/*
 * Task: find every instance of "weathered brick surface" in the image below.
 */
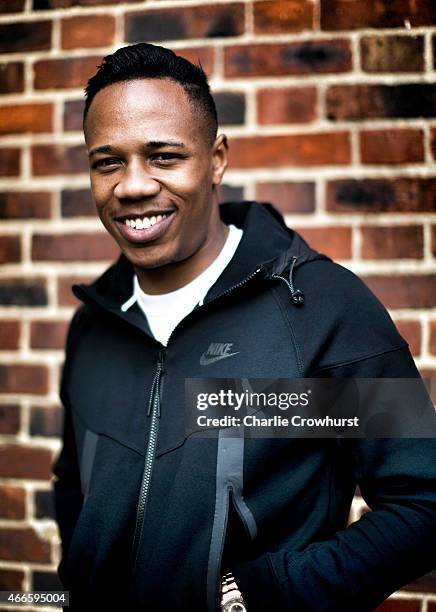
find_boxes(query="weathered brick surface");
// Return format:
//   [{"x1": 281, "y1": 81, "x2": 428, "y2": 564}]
[
  {"x1": 34, "y1": 56, "x2": 102, "y2": 90},
  {"x1": 0, "y1": 404, "x2": 20, "y2": 435},
  {"x1": 57, "y1": 275, "x2": 98, "y2": 307},
  {"x1": 0, "y1": 192, "x2": 51, "y2": 219},
  {"x1": 33, "y1": 0, "x2": 137, "y2": 7},
  {"x1": 405, "y1": 569, "x2": 436, "y2": 593},
  {"x1": 293, "y1": 226, "x2": 351, "y2": 259},
  {"x1": 224, "y1": 40, "x2": 352, "y2": 77},
  {"x1": 430, "y1": 321, "x2": 436, "y2": 356},
  {"x1": 0, "y1": 364, "x2": 49, "y2": 395},
  {"x1": 362, "y1": 275, "x2": 436, "y2": 309},
  {"x1": 361, "y1": 226, "x2": 423, "y2": 259},
  {"x1": 0, "y1": 485, "x2": 26, "y2": 519},
  {"x1": 256, "y1": 182, "x2": 315, "y2": 214},
  {"x1": 61, "y1": 15, "x2": 116, "y2": 49},
  {"x1": 0, "y1": 445, "x2": 52, "y2": 479},
  {"x1": 215, "y1": 92, "x2": 246, "y2": 125},
  {"x1": 30, "y1": 321, "x2": 68, "y2": 350},
  {"x1": 0, "y1": 235, "x2": 21, "y2": 264},
  {"x1": 0, "y1": 279, "x2": 47, "y2": 306},
  {"x1": 360, "y1": 129, "x2": 424, "y2": 164},
  {"x1": 326, "y1": 178, "x2": 436, "y2": 213},
  {"x1": 394, "y1": 320, "x2": 421, "y2": 357},
  {"x1": 253, "y1": 0, "x2": 314, "y2": 33},
  {"x1": 173, "y1": 46, "x2": 215, "y2": 78},
  {"x1": 34, "y1": 489, "x2": 55, "y2": 520},
  {"x1": 0, "y1": 21, "x2": 51, "y2": 53},
  {"x1": 0, "y1": 62, "x2": 24, "y2": 94},
  {"x1": 0, "y1": 0, "x2": 25, "y2": 13},
  {"x1": 0, "y1": 320, "x2": 20, "y2": 350},
  {"x1": 361, "y1": 35, "x2": 424, "y2": 73},
  {"x1": 30, "y1": 405, "x2": 62, "y2": 437},
  {"x1": 0, "y1": 568, "x2": 25, "y2": 591},
  {"x1": 61, "y1": 188, "x2": 96, "y2": 217},
  {"x1": 321, "y1": 0, "x2": 436, "y2": 30},
  {"x1": 229, "y1": 133, "x2": 350, "y2": 168},
  {"x1": 0, "y1": 104, "x2": 53, "y2": 135},
  {"x1": 326, "y1": 84, "x2": 436, "y2": 120},
  {"x1": 257, "y1": 86, "x2": 317, "y2": 124},
  {"x1": 0, "y1": 528, "x2": 51, "y2": 563},
  {"x1": 31, "y1": 232, "x2": 119, "y2": 262},
  {"x1": 31, "y1": 144, "x2": 88, "y2": 176},
  {"x1": 0, "y1": 149, "x2": 20, "y2": 177},
  {"x1": 125, "y1": 4, "x2": 245, "y2": 43},
  {"x1": 375, "y1": 600, "x2": 420, "y2": 612}
]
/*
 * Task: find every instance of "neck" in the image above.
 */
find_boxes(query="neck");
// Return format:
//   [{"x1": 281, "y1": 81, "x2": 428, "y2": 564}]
[{"x1": 134, "y1": 220, "x2": 230, "y2": 295}]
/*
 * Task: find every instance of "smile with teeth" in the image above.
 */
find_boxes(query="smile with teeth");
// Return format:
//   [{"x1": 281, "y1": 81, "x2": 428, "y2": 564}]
[{"x1": 124, "y1": 213, "x2": 169, "y2": 230}]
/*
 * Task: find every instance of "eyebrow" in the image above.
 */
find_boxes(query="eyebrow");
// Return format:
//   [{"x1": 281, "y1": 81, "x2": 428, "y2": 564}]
[{"x1": 88, "y1": 140, "x2": 186, "y2": 157}]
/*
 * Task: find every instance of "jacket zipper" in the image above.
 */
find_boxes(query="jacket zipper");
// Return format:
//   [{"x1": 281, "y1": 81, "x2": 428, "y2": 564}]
[{"x1": 131, "y1": 348, "x2": 165, "y2": 572}]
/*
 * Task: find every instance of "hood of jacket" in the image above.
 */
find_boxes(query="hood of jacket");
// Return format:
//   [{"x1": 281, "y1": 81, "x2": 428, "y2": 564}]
[{"x1": 71, "y1": 200, "x2": 330, "y2": 314}]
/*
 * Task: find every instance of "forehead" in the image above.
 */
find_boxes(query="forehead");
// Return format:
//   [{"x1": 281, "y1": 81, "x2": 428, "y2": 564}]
[{"x1": 84, "y1": 78, "x2": 201, "y2": 147}]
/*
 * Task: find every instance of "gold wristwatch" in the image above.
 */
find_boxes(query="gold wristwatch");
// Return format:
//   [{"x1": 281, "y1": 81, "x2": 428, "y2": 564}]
[{"x1": 220, "y1": 571, "x2": 247, "y2": 612}]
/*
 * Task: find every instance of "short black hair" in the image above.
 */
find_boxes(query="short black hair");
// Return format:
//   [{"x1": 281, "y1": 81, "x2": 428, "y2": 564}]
[{"x1": 83, "y1": 42, "x2": 218, "y2": 145}]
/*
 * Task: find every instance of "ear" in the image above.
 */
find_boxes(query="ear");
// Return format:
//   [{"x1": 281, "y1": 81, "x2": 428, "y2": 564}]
[{"x1": 211, "y1": 134, "x2": 228, "y2": 186}]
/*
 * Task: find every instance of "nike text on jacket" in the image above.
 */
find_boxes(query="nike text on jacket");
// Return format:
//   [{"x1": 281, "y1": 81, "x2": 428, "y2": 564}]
[{"x1": 53, "y1": 201, "x2": 436, "y2": 611}]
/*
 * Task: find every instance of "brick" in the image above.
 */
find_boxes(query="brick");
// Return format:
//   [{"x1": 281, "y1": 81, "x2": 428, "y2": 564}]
[
  {"x1": 404, "y1": 569, "x2": 436, "y2": 593},
  {"x1": 0, "y1": 279, "x2": 47, "y2": 306},
  {"x1": 34, "y1": 0, "x2": 139, "y2": 7},
  {"x1": 394, "y1": 320, "x2": 421, "y2": 357},
  {"x1": 58, "y1": 275, "x2": 97, "y2": 307},
  {"x1": 361, "y1": 35, "x2": 424, "y2": 73},
  {"x1": 34, "y1": 490, "x2": 55, "y2": 519},
  {"x1": 224, "y1": 40, "x2": 352, "y2": 78},
  {"x1": 256, "y1": 182, "x2": 315, "y2": 214},
  {"x1": 0, "y1": 149, "x2": 20, "y2": 177},
  {"x1": 428, "y1": 604, "x2": 436, "y2": 612},
  {"x1": 0, "y1": 62, "x2": 24, "y2": 94},
  {"x1": 0, "y1": 569, "x2": 24, "y2": 591},
  {"x1": 63, "y1": 99, "x2": 84, "y2": 132},
  {"x1": 253, "y1": 0, "x2": 314, "y2": 33},
  {"x1": 257, "y1": 86, "x2": 317, "y2": 125},
  {"x1": 326, "y1": 84, "x2": 436, "y2": 120},
  {"x1": 229, "y1": 133, "x2": 350, "y2": 168},
  {"x1": 293, "y1": 226, "x2": 351, "y2": 259},
  {"x1": 125, "y1": 4, "x2": 245, "y2": 42},
  {"x1": 0, "y1": 320, "x2": 20, "y2": 350},
  {"x1": 218, "y1": 184, "x2": 244, "y2": 203},
  {"x1": 0, "y1": 104, "x2": 53, "y2": 136},
  {"x1": 433, "y1": 225, "x2": 436, "y2": 256},
  {"x1": 61, "y1": 188, "x2": 95, "y2": 217},
  {"x1": 0, "y1": 405, "x2": 20, "y2": 435},
  {"x1": 61, "y1": 14, "x2": 115, "y2": 49},
  {"x1": 30, "y1": 405, "x2": 62, "y2": 437},
  {"x1": 375, "y1": 600, "x2": 420, "y2": 612},
  {"x1": 32, "y1": 232, "x2": 119, "y2": 262},
  {"x1": 321, "y1": 0, "x2": 436, "y2": 30},
  {"x1": 215, "y1": 92, "x2": 245, "y2": 125},
  {"x1": 360, "y1": 129, "x2": 424, "y2": 164},
  {"x1": 0, "y1": 364, "x2": 49, "y2": 395},
  {"x1": 0, "y1": 0, "x2": 25, "y2": 12},
  {"x1": 0, "y1": 527, "x2": 50, "y2": 563},
  {"x1": 361, "y1": 275, "x2": 436, "y2": 309},
  {"x1": 0, "y1": 445, "x2": 52, "y2": 479},
  {"x1": 430, "y1": 128, "x2": 436, "y2": 161},
  {"x1": 32, "y1": 571, "x2": 62, "y2": 591},
  {"x1": 30, "y1": 321, "x2": 68, "y2": 350},
  {"x1": 31, "y1": 144, "x2": 88, "y2": 176},
  {"x1": 0, "y1": 485, "x2": 25, "y2": 519},
  {"x1": 173, "y1": 47, "x2": 215, "y2": 78},
  {"x1": 430, "y1": 321, "x2": 436, "y2": 356},
  {"x1": 34, "y1": 56, "x2": 102, "y2": 90},
  {"x1": 0, "y1": 192, "x2": 51, "y2": 220},
  {"x1": 0, "y1": 235, "x2": 21, "y2": 264},
  {"x1": 361, "y1": 226, "x2": 423, "y2": 259},
  {"x1": 326, "y1": 178, "x2": 436, "y2": 213},
  {"x1": 0, "y1": 21, "x2": 51, "y2": 53}
]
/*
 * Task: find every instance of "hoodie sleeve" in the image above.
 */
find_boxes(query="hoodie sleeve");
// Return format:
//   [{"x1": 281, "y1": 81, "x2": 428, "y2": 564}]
[
  {"x1": 52, "y1": 308, "x2": 84, "y2": 585},
  {"x1": 233, "y1": 345, "x2": 436, "y2": 612}
]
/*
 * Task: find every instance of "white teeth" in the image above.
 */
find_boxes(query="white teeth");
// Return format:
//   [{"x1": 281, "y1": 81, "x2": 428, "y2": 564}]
[{"x1": 124, "y1": 213, "x2": 168, "y2": 229}]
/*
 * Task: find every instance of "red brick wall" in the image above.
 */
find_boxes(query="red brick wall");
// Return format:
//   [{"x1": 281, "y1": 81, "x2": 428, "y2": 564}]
[{"x1": 0, "y1": 1, "x2": 435, "y2": 610}]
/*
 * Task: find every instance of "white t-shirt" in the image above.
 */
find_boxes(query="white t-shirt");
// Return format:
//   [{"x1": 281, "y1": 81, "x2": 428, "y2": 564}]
[{"x1": 133, "y1": 224, "x2": 243, "y2": 346}]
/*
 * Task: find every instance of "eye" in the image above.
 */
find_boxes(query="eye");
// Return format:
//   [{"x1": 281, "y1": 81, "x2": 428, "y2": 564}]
[
  {"x1": 151, "y1": 152, "x2": 186, "y2": 166},
  {"x1": 91, "y1": 157, "x2": 121, "y2": 171}
]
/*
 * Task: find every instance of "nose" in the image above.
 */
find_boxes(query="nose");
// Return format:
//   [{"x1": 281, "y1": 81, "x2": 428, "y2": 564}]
[{"x1": 113, "y1": 159, "x2": 160, "y2": 200}]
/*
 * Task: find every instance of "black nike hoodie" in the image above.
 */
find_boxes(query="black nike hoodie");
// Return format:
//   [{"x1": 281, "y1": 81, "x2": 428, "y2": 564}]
[{"x1": 53, "y1": 201, "x2": 436, "y2": 611}]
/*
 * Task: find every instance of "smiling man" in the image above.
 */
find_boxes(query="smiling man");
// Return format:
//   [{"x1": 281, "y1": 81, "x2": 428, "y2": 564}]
[{"x1": 53, "y1": 43, "x2": 436, "y2": 612}]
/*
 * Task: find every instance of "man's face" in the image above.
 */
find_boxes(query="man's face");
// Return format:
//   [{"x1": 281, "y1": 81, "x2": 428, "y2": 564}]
[{"x1": 84, "y1": 78, "x2": 227, "y2": 274}]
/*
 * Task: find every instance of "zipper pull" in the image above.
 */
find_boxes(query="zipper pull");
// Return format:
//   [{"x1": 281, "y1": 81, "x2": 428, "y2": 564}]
[
  {"x1": 147, "y1": 350, "x2": 165, "y2": 417},
  {"x1": 273, "y1": 256, "x2": 305, "y2": 306}
]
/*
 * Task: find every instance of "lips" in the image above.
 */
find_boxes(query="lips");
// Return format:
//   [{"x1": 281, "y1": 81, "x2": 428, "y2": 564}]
[{"x1": 114, "y1": 210, "x2": 176, "y2": 244}]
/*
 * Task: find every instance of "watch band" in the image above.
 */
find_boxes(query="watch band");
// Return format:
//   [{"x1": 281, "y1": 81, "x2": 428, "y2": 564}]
[{"x1": 220, "y1": 571, "x2": 247, "y2": 612}]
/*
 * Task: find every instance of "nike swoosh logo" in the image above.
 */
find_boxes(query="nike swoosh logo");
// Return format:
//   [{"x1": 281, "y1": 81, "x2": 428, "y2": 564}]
[{"x1": 199, "y1": 352, "x2": 240, "y2": 366}]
